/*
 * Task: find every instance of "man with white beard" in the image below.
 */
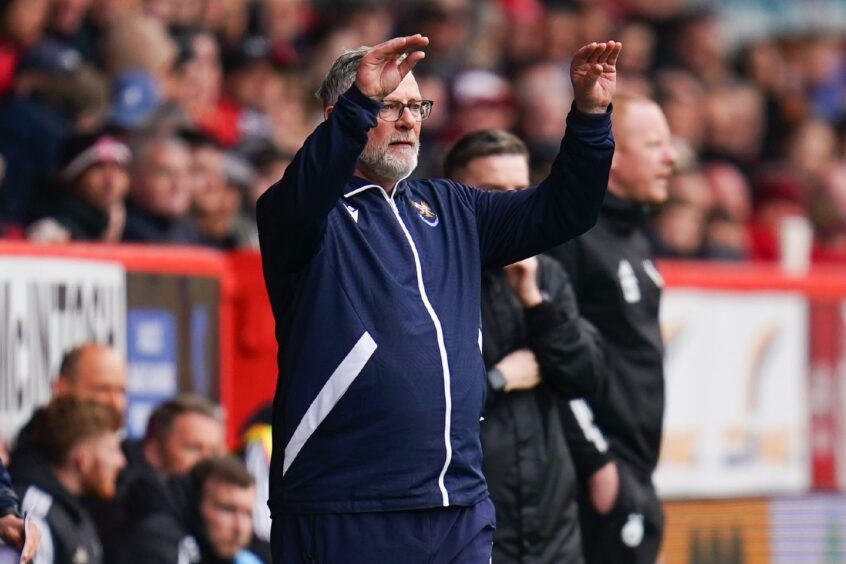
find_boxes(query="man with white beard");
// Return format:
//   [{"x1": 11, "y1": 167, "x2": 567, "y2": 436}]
[{"x1": 256, "y1": 34, "x2": 621, "y2": 563}]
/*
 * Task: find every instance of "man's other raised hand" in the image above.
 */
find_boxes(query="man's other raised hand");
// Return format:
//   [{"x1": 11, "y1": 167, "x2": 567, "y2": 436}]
[{"x1": 571, "y1": 41, "x2": 622, "y2": 114}]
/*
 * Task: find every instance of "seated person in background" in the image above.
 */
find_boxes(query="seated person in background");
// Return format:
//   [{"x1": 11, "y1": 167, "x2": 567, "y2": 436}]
[
  {"x1": 122, "y1": 132, "x2": 201, "y2": 244},
  {"x1": 16, "y1": 396, "x2": 125, "y2": 564},
  {"x1": 119, "y1": 394, "x2": 226, "y2": 547},
  {"x1": 9, "y1": 342, "x2": 127, "y2": 563},
  {"x1": 128, "y1": 456, "x2": 263, "y2": 564},
  {"x1": 10, "y1": 342, "x2": 127, "y2": 480},
  {"x1": 27, "y1": 132, "x2": 131, "y2": 243}
]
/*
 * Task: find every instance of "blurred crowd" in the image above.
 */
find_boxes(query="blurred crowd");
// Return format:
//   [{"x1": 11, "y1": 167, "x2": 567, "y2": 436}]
[
  {"x1": 1, "y1": 342, "x2": 274, "y2": 563},
  {"x1": 0, "y1": 0, "x2": 844, "y2": 262}
]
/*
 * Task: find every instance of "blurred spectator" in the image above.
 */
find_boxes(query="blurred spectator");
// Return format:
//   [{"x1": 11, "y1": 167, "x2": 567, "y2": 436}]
[
  {"x1": 119, "y1": 395, "x2": 225, "y2": 556},
  {"x1": 446, "y1": 69, "x2": 516, "y2": 144},
  {"x1": 748, "y1": 166, "x2": 810, "y2": 261},
  {"x1": 809, "y1": 162, "x2": 846, "y2": 262},
  {"x1": 28, "y1": 131, "x2": 130, "y2": 243},
  {"x1": 186, "y1": 133, "x2": 247, "y2": 249},
  {"x1": 172, "y1": 28, "x2": 236, "y2": 146},
  {"x1": 785, "y1": 117, "x2": 838, "y2": 177},
  {"x1": 128, "y1": 456, "x2": 262, "y2": 564},
  {"x1": 100, "y1": 14, "x2": 175, "y2": 83},
  {"x1": 123, "y1": 133, "x2": 200, "y2": 243},
  {"x1": 139, "y1": 395, "x2": 224, "y2": 478},
  {"x1": 403, "y1": 0, "x2": 470, "y2": 81},
  {"x1": 651, "y1": 170, "x2": 712, "y2": 258},
  {"x1": 702, "y1": 162, "x2": 753, "y2": 259},
  {"x1": 704, "y1": 82, "x2": 766, "y2": 170},
  {"x1": 202, "y1": 0, "x2": 251, "y2": 53},
  {"x1": 46, "y1": 0, "x2": 95, "y2": 60},
  {"x1": 666, "y1": 7, "x2": 731, "y2": 87},
  {"x1": 0, "y1": 0, "x2": 50, "y2": 94},
  {"x1": 221, "y1": 36, "x2": 288, "y2": 141},
  {"x1": 16, "y1": 395, "x2": 124, "y2": 564},
  {"x1": 10, "y1": 343, "x2": 127, "y2": 469},
  {"x1": 514, "y1": 62, "x2": 573, "y2": 180},
  {"x1": 107, "y1": 70, "x2": 162, "y2": 131},
  {"x1": 654, "y1": 69, "x2": 706, "y2": 151}
]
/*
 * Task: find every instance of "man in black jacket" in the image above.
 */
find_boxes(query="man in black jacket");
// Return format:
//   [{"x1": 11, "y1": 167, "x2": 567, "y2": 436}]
[
  {"x1": 127, "y1": 456, "x2": 262, "y2": 564},
  {"x1": 547, "y1": 92, "x2": 677, "y2": 564},
  {"x1": 16, "y1": 395, "x2": 125, "y2": 564},
  {"x1": 445, "y1": 129, "x2": 606, "y2": 564}
]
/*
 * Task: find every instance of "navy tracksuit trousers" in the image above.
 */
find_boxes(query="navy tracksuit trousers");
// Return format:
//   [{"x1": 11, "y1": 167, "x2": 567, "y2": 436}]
[{"x1": 271, "y1": 497, "x2": 495, "y2": 563}]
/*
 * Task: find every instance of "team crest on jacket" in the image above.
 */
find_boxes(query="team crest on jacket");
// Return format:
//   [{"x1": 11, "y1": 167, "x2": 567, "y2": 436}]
[{"x1": 410, "y1": 198, "x2": 439, "y2": 226}]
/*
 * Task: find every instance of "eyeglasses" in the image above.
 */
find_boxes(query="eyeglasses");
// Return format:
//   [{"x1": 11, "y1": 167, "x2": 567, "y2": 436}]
[{"x1": 378, "y1": 100, "x2": 434, "y2": 122}]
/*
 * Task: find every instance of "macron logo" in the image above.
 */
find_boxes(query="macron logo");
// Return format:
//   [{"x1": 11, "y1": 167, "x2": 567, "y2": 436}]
[{"x1": 344, "y1": 204, "x2": 359, "y2": 223}]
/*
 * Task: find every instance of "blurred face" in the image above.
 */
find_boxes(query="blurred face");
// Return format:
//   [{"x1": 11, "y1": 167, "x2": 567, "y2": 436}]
[
  {"x1": 181, "y1": 33, "x2": 221, "y2": 106},
  {"x1": 57, "y1": 346, "x2": 128, "y2": 418},
  {"x1": 77, "y1": 431, "x2": 126, "y2": 499},
  {"x1": 200, "y1": 478, "x2": 255, "y2": 559},
  {"x1": 132, "y1": 141, "x2": 193, "y2": 218},
  {"x1": 455, "y1": 154, "x2": 529, "y2": 192},
  {"x1": 610, "y1": 101, "x2": 676, "y2": 204},
  {"x1": 4, "y1": 0, "x2": 49, "y2": 45},
  {"x1": 355, "y1": 73, "x2": 422, "y2": 186},
  {"x1": 157, "y1": 413, "x2": 224, "y2": 475},
  {"x1": 74, "y1": 162, "x2": 130, "y2": 212},
  {"x1": 51, "y1": 0, "x2": 92, "y2": 35}
]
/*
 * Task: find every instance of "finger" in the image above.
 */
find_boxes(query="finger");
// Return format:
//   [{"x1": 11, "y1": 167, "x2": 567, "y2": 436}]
[
  {"x1": 595, "y1": 41, "x2": 616, "y2": 64},
  {"x1": 572, "y1": 42, "x2": 599, "y2": 66},
  {"x1": 585, "y1": 42, "x2": 608, "y2": 65},
  {"x1": 370, "y1": 34, "x2": 429, "y2": 59},
  {"x1": 398, "y1": 50, "x2": 426, "y2": 76},
  {"x1": 606, "y1": 41, "x2": 622, "y2": 67}
]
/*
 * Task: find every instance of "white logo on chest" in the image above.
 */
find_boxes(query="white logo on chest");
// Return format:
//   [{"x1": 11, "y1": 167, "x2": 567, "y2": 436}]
[
  {"x1": 618, "y1": 259, "x2": 641, "y2": 303},
  {"x1": 344, "y1": 204, "x2": 359, "y2": 223}
]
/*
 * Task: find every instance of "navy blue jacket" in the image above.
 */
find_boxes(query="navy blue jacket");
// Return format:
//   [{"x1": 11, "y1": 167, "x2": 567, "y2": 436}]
[{"x1": 256, "y1": 85, "x2": 613, "y2": 515}]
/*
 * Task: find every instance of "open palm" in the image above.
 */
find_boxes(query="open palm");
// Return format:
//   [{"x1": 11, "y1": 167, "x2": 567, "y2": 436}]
[
  {"x1": 355, "y1": 35, "x2": 429, "y2": 100},
  {"x1": 570, "y1": 41, "x2": 622, "y2": 114}
]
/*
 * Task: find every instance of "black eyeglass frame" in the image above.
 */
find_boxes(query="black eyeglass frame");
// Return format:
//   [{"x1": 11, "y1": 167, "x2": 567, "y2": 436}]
[{"x1": 377, "y1": 100, "x2": 435, "y2": 122}]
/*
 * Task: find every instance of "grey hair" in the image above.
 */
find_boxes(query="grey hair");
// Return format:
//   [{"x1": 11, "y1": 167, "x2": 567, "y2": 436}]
[{"x1": 316, "y1": 46, "x2": 371, "y2": 108}]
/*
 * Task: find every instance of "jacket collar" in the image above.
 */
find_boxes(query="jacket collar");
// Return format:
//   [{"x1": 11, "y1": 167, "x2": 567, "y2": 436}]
[
  {"x1": 602, "y1": 191, "x2": 649, "y2": 233},
  {"x1": 343, "y1": 175, "x2": 411, "y2": 199}
]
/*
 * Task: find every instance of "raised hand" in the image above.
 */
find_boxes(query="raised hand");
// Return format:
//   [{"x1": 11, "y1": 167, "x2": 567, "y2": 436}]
[
  {"x1": 355, "y1": 34, "x2": 429, "y2": 100},
  {"x1": 570, "y1": 41, "x2": 622, "y2": 114}
]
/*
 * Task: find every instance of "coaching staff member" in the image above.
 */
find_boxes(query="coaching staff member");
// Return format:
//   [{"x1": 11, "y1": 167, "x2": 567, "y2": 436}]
[
  {"x1": 256, "y1": 34, "x2": 620, "y2": 563},
  {"x1": 548, "y1": 93, "x2": 677, "y2": 564}
]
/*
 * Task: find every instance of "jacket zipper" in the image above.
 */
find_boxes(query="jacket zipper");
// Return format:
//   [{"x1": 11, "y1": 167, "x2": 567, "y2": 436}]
[{"x1": 381, "y1": 188, "x2": 453, "y2": 507}]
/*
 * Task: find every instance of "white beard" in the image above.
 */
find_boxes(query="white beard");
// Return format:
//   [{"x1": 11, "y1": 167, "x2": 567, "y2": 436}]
[{"x1": 359, "y1": 140, "x2": 420, "y2": 182}]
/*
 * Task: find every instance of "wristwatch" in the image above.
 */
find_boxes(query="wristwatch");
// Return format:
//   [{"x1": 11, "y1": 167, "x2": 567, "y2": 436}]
[{"x1": 487, "y1": 367, "x2": 506, "y2": 392}]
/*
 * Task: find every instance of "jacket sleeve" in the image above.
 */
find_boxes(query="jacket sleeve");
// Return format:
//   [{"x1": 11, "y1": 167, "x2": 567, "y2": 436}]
[
  {"x1": 562, "y1": 398, "x2": 613, "y2": 479},
  {"x1": 525, "y1": 258, "x2": 606, "y2": 400},
  {"x1": 255, "y1": 85, "x2": 380, "y2": 274},
  {"x1": 0, "y1": 459, "x2": 19, "y2": 517},
  {"x1": 471, "y1": 105, "x2": 613, "y2": 269}
]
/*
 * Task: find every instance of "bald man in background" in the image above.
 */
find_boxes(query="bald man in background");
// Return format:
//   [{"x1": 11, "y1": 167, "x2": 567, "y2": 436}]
[{"x1": 9, "y1": 342, "x2": 128, "y2": 562}]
